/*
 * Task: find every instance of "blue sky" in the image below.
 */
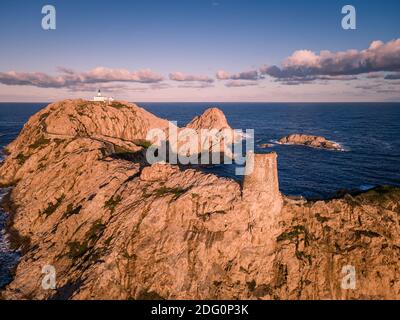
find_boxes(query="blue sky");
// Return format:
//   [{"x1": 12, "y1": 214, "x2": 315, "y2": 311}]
[{"x1": 0, "y1": 0, "x2": 399, "y2": 102}]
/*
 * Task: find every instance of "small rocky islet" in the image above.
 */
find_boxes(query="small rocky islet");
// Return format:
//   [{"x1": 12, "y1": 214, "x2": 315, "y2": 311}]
[
  {"x1": 277, "y1": 133, "x2": 344, "y2": 151},
  {"x1": 0, "y1": 99, "x2": 398, "y2": 300}
]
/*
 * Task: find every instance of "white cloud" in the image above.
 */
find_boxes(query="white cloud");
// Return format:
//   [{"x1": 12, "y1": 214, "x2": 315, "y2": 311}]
[
  {"x1": 261, "y1": 39, "x2": 400, "y2": 84},
  {"x1": 0, "y1": 67, "x2": 164, "y2": 89},
  {"x1": 225, "y1": 80, "x2": 258, "y2": 87},
  {"x1": 216, "y1": 69, "x2": 260, "y2": 80},
  {"x1": 169, "y1": 72, "x2": 214, "y2": 83}
]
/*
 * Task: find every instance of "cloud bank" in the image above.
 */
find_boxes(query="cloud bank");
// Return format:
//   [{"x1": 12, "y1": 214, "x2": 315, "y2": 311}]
[
  {"x1": 225, "y1": 80, "x2": 259, "y2": 88},
  {"x1": 0, "y1": 67, "x2": 164, "y2": 89},
  {"x1": 216, "y1": 69, "x2": 260, "y2": 81},
  {"x1": 261, "y1": 39, "x2": 400, "y2": 84},
  {"x1": 1, "y1": 38, "x2": 399, "y2": 97},
  {"x1": 178, "y1": 83, "x2": 214, "y2": 89},
  {"x1": 385, "y1": 73, "x2": 400, "y2": 80},
  {"x1": 169, "y1": 72, "x2": 214, "y2": 83}
]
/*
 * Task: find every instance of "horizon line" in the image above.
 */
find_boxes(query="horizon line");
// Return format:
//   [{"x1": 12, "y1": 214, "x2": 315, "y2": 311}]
[{"x1": 0, "y1": 101, "x2": 399, "y2": 104}]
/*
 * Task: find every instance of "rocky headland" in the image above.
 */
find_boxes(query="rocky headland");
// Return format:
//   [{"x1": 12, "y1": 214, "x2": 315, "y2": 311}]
[
  {"x1": 278, "y1": 134, "x2": 343, "y2": 151},
  {"x1": 0, "y1": 100, "x2": 399, "y2": 300}
]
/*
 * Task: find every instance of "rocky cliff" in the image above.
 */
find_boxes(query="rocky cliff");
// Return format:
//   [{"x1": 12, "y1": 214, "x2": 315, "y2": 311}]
[{"x1": 0, "y1": 100, "x2": 399, "y2": 300}]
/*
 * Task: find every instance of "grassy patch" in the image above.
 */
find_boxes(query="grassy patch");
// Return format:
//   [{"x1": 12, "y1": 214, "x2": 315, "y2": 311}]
[
  {"x1": 40, "y1": 194, "x2": 65, "y2": 218},
  {"x1": 104, "y1": 236, "x2": 113, "y2": 246},
  {"x1": 246, "y1": 280, "x2": 257, "y2": 291},
  {"x1": 37, "y1": 162, "x2": 46, "y2": 171},
  {"x1": 109, "y1": 102, "x2": 127, "y2": 109},
  {"x1": 53, "y1": 138, "x2": 64, "y2": 147},
  {"x1": 104, "y1": 195, "x2": 122, "y2": 213},
  {"x1": 68, "y1": 241, "x2": 88, "y2": 259},
  {"x1": 361, "y1": 186, "x2": 400, "y2": 204},
  {"x1": 29, "y1": 136, "x2": 51, "y2": 149},
  {"x1": 277, "y1": 225, "x2": 313, "y2": 265},
  {"x1": 133, "y1": 139, "x2": 152, "y2": 149},
  {"x1": 113, "y1": 145, "x2": 137, "y2": 154},
  {"x1": 371, "y1": 185, "x2": 397, "y2": 195},
  {"x1": 67, "y1": 220, "x2": 106, "y2": 259},
  {"x1": 277, "y1": 225, "x2": 306, "y2": 242},
  {"x1": 354, "y1": 230, "x2": 381, "y2": 238},
  {"x1": 154, "y1": 186, "x2": 187, "y2": 200},
  {"x1": 136, "y1": 290, "x2": 164, "y2": 300},
  {"x1": 15, "y1": 153, "x2": 29, "y2": 165},
  {"x1": 63, "y1": 203, "x2": 82, "y2": 219},
  {"x1": 39, "y1": 112, "x2": 50, "y2": 122},
  {"x1": 86, "y1": 220, "x2": 106, "y2": 241},
  {"x1": 315, "y1": 213, "x2": 331, "y2": 223}
]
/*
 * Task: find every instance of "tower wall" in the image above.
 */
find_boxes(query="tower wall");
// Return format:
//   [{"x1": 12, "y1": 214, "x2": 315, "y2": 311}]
[
  {"x1": 242, "y1": 151, "x2": 283, "y2": 248},
  {"x1": 238, "y1": 152, "x2": 283, "y2": 286},
  {"x1": 243, "y1": 152, "x2": 281, "y2": 205}
]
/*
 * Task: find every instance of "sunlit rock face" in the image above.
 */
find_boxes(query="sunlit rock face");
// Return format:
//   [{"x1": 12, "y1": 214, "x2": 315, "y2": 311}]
[{"x1": 0, "y1": 100, "x2": 398, "y2": 300}]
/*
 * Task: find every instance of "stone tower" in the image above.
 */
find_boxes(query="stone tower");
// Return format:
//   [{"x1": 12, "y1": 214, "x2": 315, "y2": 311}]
[
  {"x1": 242, "y1": 151, "x2": 283, "y2": 244},
  {"x1": 243, "y1": 151, "x2": 281, "y2": 208},
  {"x1": 233, "y1": 151, "x2": 284, "y2": 289}
]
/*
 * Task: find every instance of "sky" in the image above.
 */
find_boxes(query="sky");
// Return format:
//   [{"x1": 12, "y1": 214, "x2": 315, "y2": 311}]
[{"x1": 0, "y1": 0, "x2": 399, "y2": 102}]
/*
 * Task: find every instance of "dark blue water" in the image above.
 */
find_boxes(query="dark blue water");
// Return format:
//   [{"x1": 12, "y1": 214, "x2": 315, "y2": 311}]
[{"x1": 0, "y1": 103, "x2": 47, "y2": 288}]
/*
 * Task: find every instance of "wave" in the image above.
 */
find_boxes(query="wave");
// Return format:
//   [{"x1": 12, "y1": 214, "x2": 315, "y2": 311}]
[
  {"x1": 335, "y1": 142, "x2": 350, "y2": 152},
  {"x1": 359, "y1": 184, "x2": 376, "y2": 191},
  {"x1": 0, "y1": 187, "x2": 20, "y2": 289}
]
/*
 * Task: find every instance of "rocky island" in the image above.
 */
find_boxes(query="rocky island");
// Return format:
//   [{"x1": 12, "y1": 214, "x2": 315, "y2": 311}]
[
  {"x1": 278, "y1": 134, "x2": 343, "y2": 151},
  {"x1": 0, "y1": 100, "x2": 399, "y2": 300},
  {"x1": 259, "y1": 143, "x2": 273, "y2": 149}
]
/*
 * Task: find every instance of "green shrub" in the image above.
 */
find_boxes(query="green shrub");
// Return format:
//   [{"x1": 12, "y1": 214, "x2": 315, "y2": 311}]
[
  {"x1": 277, "y1": 225, "x2": 306, "y2": 242},
  {"x1": 67, "y1": 220, "x2": 106, "y2": 260},
  {"x1": 63, "y1": 203, "x2": 82, "y2": 219},
  {"x1": 133, "y1": 139, "x2": 152, "y2": 149},
  {"x1": 29, "y1": 136, "x2": 51, "y2": 149},
  {"x1": 110, "y1": 102, "x2": 127, "y2": 109},
  {"x1": 68, "y1": 241, "x2": 88, "y2": 259},
  {"x1": 104, "y1": 195, "x2": 122, "y2": 213},
  {"x1": 113, "y1": 145, "x2": 136, "y2": 154},
  {"x1": 41, "y1": 194, "x2": 65, "y2": 218},
  {"x1": 154, "y1": 186, "x2": 186, "y2": 200},
  {"x1": 15, "y1": 153, "x2": 29, "y2": 165}
]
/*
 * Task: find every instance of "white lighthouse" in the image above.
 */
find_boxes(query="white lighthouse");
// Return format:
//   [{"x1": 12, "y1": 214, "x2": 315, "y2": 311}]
[{"x1": 92, "y1": 90, "x2": 114, "y2": 103}]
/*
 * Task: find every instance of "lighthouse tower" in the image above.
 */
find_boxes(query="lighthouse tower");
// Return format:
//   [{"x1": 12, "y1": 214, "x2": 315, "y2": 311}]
[
  {"x1": 91, "y1": 90, "x2": 114, "y2": 103},
  {"x1": 93, "y1": 90, "x2": 107, "y2": 102}
]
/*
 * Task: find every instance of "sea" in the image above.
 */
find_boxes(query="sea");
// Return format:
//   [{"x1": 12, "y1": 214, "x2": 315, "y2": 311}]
[{"x1": 1, "y1": 102, "x2": 400, "y2": 288}]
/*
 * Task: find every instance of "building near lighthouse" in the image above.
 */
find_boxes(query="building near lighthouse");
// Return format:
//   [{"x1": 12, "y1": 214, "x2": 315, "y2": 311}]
[{"x1": 92, "y1": 90, "x2": 114, "y2": 103}]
